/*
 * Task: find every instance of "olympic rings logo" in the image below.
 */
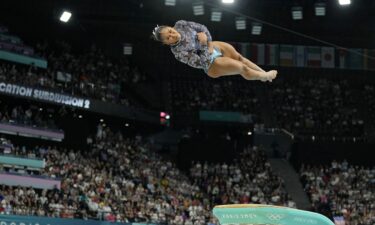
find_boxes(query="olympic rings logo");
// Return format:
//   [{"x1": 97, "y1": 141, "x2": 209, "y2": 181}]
[{"x1": 266, "y1": 213, "x2": 285, "y2": 220}]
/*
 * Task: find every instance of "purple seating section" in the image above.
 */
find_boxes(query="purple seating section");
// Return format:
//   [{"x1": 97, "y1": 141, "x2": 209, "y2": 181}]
[
  {"x1": 0, "y1": 25, "x2": 35, "y2": 56},
  {"x1": 0, "y1": 41, "x2": 34, "y2": 56}
]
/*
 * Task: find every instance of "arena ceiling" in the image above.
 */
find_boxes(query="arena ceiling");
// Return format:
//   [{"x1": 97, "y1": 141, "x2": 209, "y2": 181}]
[{"x1": 1, "y1": 0, "x2": 375, "y2": 48}]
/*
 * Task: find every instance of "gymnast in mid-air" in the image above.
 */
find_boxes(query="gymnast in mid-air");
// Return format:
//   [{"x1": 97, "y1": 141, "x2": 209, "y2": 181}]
[{"x1": 152, "y1": 20, "x2": 277, "y2": 81}]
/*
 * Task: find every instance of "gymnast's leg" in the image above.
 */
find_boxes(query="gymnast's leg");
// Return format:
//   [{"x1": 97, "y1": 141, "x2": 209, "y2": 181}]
[
  {"x1": 211, "y1": 41, "x2": 274, "y2": 74},
  {"x1": 207, "y1": 57, "x2": 275, "y2": 81},
  {"x1": 239, "y1": 55, "x2": 266, "y2": 72}
]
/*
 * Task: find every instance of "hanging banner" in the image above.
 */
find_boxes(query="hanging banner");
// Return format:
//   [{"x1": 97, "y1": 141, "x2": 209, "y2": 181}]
[{"x1": 0, "y1": 82, "x2": 90, "y2": 109}]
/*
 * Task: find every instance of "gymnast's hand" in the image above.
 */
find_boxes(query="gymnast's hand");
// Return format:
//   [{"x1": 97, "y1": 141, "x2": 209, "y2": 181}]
[{"x1": 197, "y1": 32, "x2": 208, "y2": 45}]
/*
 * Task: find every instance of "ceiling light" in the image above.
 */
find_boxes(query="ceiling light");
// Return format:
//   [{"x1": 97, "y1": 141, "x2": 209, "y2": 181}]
[{"x1": 60, "y1": 11, "x2": 72, "y2": 23}]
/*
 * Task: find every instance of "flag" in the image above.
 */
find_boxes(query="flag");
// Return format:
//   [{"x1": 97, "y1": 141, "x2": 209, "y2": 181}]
[
  {"x1": 295, "y1": 45, "x2": 305, "y2": 67},
  {"x1": 250, "y1": 43, "x2": 265, "y2": 65},
  {"x1": 321, "y1": 47, "x2": 335, "y2": 68},
  {"x1": 306, "y1": 46, "x2": 321, "y2": 67},
  {"x1": 338, "y1": 48, "x2": 347, "y2": 69},
  {"x1": 265, "y1": 44, "x2": 279, "y2": 66},
  {"x1": 279, "y1": 45, "x2": 294, "y2": 67},
  {"x1": 239, "y1": 42, "x2": 251, "y2": 59},
  {"x1": 347, "y1": 48, "x2": 363, "y2": 70}
]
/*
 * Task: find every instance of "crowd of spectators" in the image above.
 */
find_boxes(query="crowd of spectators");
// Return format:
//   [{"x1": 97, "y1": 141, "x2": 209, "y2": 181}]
[
  {"x1": 270, "y1": 77, "x2": 365, "y2": 139},
  {"x1": 170, "y1": 78, "x2": 261, "y2": 118},
  {"x1": 300, "y1": 160, "x2": 375, "y2": 225},
  {"x1": 0, "y1": 102, "x2": 59, "y2": 130},
  {"x1": 170, "y1": 74, "x2": 375, "y2": 140},
  {"x1": 0, "y1": 136, "x2": 52, "y2": 173},
  {"x1": 189, "y1": 146, "x2": 295, "y2": 208},
  {"x1": 0, "y1": 126, "x2": 218, "y2": 224},
  {"x1": 362, "y1": 84, "x2": 375, "y2": 138},
  {"x1": 0, "y1": 41, "x2": 148, "y2": 106},
  {"x1": 0, "y1": 118, "x2": 373, "y2": 224},
  {"x1": 0, "y1": 122, "x2": 296, "y2": 224}
]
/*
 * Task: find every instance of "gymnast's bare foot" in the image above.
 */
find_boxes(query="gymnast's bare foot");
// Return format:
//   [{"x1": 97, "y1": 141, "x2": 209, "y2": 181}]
[{"x1": 259, "y1": 70, "x2": 277, "y2": 82}]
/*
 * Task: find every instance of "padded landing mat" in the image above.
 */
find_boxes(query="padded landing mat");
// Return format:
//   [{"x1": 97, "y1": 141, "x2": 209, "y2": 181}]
[{"x1": 213, "y1": 204, "x2": 334, "y2": 225}]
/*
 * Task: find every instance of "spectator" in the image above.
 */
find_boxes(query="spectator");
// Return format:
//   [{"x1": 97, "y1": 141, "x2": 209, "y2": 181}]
[
  {"x1": 0, "y1": 41, "x2": 148, "y2": 106},
  {"x1": 190, "y1": 146, "x2": 293, "y2": 207},
  {"x1": 300, "y1": 161, "x2": 375, "y2": 225}
]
